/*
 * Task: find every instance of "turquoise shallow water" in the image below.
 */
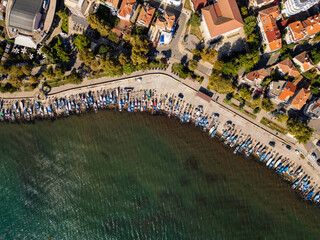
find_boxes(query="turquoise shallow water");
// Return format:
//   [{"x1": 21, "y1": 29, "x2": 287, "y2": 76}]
[{"x1": 0, "y1": 110, "x2": 320, "y2": 239}]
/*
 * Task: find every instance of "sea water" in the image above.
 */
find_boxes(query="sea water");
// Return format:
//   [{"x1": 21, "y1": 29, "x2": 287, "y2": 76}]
[{"x1": 0, "y1": 111, "x2": 319, "y2": 239}]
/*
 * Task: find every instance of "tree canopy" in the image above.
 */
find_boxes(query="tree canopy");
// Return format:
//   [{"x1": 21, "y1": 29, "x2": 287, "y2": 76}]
[
  {"x1": 261, "y1": 97, "x2": 274, "y2": 112},
  {"x1": 243, "y1": 16, "x2": 259, "y2": 47},
  {"x1": 188, "y1": 59, "x2": 198, "y2": 71},
  {"x1": 189, "y1": 12, "x2": 201, "y2": 27},
  {"x1": 200, "y1": 47, "x2": 218, "y2": 64},
  {"x1": 286, "y1": 119, "x2": 314, "y2": 143},
  {"x1": 221, "y1": 50, "x2": 260, "y2": 76},
  {"x1": 239, "y1": 87, "x2": 251, "y2": 100},
  {"x1": 74, "y1": 34, "x2": 90, "y2": 51},
  {"x1": 41, "y1": 36, "x2": 70, "y2": 63},
  {"x1": 275, "y1": 113, "x2": 289, "y2": 123},
  {"x1": 208, "y1": 71, "x2": 235, "y2": 93}
]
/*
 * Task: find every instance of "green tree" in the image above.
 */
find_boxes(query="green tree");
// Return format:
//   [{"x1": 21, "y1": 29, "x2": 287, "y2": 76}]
[
  {"x1": 241, "y1": 7, "x2": 248, "y2": 17},
  {"x1": 311, "y1": 49, "x2": 320, "y2": 64},
  {"x1": 29, "y1": 75, "x2": 39, "y2": 84},
  {"x1": 9, "y1": 66, "x2": 24, "y2": 78},
  {"x1": 21, "y1": 64, "x2": 32, "y2": 76},
  {"x1": 251, "y1": 98, "x2": 261, "y2": 109},
  {"x1": 7, "y1": 76, "x2": 22, "y2": 88},
  {"x1": 65, "y1": 72, "x2": 82, "y2": 84},
  {"x1": 192, "y1": 48, "x2": 201, "y2": 58},
  {"x1": 43, "y1": 66, "x2": 55, "y2": 80},
  {"x1": 276, "y1": 113, "x2": 289, "y2": 123},
  {"x1": 88, "y1": 14, "x2": 111, "y2": 37},
  {"x1": 208, "y1": 71, "x2": 235, "y2": 93},
  {"x1": 261, "y1": 97, "x2": 274, "y2": 112},
  {"x1": 79, "y1": 49, "x2": 95, "y2": 66},
  {"x1": 239, "y1": 87, "x2": 251, "y2": 100},
  {"x1": 98, "y1": 45, "x2": 109, "y2": 55},
  {"x1": 55, "y1": 66, "x2": 66, "y2": 79},
  {"x1": 172, "y1": 63, "x2": 191, "y2": 79},
  {"x1": 74, "y1": 34, "x2": 90, "y2": 51},
  {"x1": 189, "y1": 12, "x2": 201, "y2": 27},
  {"x1": 286, "y1": 118, "x2": 314, "y2": 143},
  {"x1": 244, "y1": 16, "x2": 259, "y2": 46},
  {"x1": 200, "y1": 47, "x2": 218, "y2": 64},
  {"x1": 122, "y1": 63, "x2": 136, "y2": 75},
  {"x1": 188, "y1": 59, "x2": 198, "y2": 71},
  {"x1": 118, "y1": 53, "x2": 130, "y2": 66},
  {"x1": 213, "y1": 60, "x2": 224, "y2": 71}
]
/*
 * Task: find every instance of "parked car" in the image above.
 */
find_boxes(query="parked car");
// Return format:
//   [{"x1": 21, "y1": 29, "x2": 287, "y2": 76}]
[
  {"x1": 286, "y1": 145, "x2": 291, "y2": 150},
  {"x1": 317, "y1": 140, "x2": 320, "y2": 147},
  {"x1": 213, "y1": 113, "x2": 219, "y2": 118},
  {"x1": 269, "y1": 141, "x2": 275, "y2": 147},
  {"x1": 311, "y1": 152, "x2": 317, "y2": 161},
  {"x1": 295, "y1": 149, "x2": 300, "y2": 154},
  {"x1": 317, "y1": 159, "x2": 320, "y2": 166},
  {"x1": 178, "y1": 93, "x2": 184, "y2": 99}
]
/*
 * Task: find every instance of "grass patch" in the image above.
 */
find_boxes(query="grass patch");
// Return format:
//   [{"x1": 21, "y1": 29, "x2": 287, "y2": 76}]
[
  {"x1": 190, "y1": 25, "x2": 203, "y2": 41},
  {"x1": 260, "y1": 117, "x2": 287, "y2": 134},
  {"x1": 44, "y1": 79, "x2": 67, "y2": 88},
  {"x1": 184, "y1": 0, "x2": 193, "y2": 11},
  {"x1": 224, "y1": 99, "x2": 257, "y2": 119},
  {"x1": 23, "y1": 83, "x2": 36, "y2": 92}
]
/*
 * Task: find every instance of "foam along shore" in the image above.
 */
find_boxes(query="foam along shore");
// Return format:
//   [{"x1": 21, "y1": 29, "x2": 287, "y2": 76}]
[{"x1": 0, "y1": 86, "x2": 319, "y2": 206}]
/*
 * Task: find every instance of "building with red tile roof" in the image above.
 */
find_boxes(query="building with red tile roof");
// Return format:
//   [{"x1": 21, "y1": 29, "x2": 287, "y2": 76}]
[
  {"x1": 293, "y1": 51, "x2": 314, "y2": 73},
  {"x1": 287, "y1": 13, "x2": 320, "y2": 43},
  {"x1": 278, "y1": 81, "x2": 297, "y2": 102},
  {"x1": 248, "y1": 0, "x2": 275, "y2": 10},
  {"x1": 200, "y1": 0, "x2": 244, "y2": 42},
  {"x1": 154, "y1": 10, "x2": 175, "y2": 32},
  {"x1": 136, "y1": 4, "x2": 155, "y2": 28},
  {"x1": 117, "y1": 0, "x2": 137, "y2": 22},
  {"x1": 290, "y1": 88, "x2": 311, "y2": 110},
  {"x1": 241, "y1": 68, "x2": 269, "y2": 88},
  {"x1": 258, "y1": 6, "x2": 282, "y2": 52},
  {"x1": 190, "y1": 0, "x2": 208, "y2": 11},
  {"x1": 104, "y1": 0, "x2": 121, "y2": 11},
  {"x1": 276, "y1": 58, "x2": 300, "y2": 78}
]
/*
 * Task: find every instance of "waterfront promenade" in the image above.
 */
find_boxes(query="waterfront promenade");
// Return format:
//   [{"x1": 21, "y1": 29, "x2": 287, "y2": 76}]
[{"x1": 1, "y1": 69, "x2": 320, "y2": 185}]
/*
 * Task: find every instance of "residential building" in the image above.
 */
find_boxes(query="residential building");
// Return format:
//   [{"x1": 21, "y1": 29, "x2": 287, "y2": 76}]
[
  {"x1": 65, "y1": 0, "x2": 97, "y2": 18},
  {"x1": 149, "y1": 10, "x2": 175, "y2": 45},
  {"x1": 258, "y1": 6, "x2": 282, "y2": 52},
  {"x1": 241, "y1": 68, "x2": 269, "y2": 89},
  {"x1": 190, "y1": 0, "x2": 208, "y2": 12},
  {"x1": 136, "y1": 4, "x2": 155, "y2": 28},
  {"x1": 276, "y1": 58, "x2": 300, "y2": 78},
  {"x1": 268, "y1": 80, "x2": 287, "y2": 98},
  {"x1": 293, "y1": 51, "x2": 314, "y2": 73},
  {"x1": 305, "y1": 98, "x2": 320, "y2": 119},
  {"x1": 278, "y1": 81, "x2": 297, "y2": 102},
  {"x1": 5, "y1": 0, "x2": 56, "y2": 48},
  {"x1": 303, "y1": 14, "x2": 320, "y2": 36},
  {"x1": 154, "y1": 10, "x2": 175, "y2": 32},
  {"x1": 200, "y1": 0, "x2": 244, "y2": 43},
  {"x1": 283, "y1": 0, "x2": 319, "y2": 17},
  {"x1": 102, "y1": 0, "x2": 121, "y2": 11},
  {"x1": 161, "y1": 0, "x2": 181, "y2": 7},
  {"x1": 287, "y1": 14, "x2": 320, "y2": 43},
  {"x1": 290, "y1": 88, "x2": 311, "y2": 110},
  {"x1": 248, "y1": 0, "x2": 274, "y2": 10},
  {"x1": 117, "y1": 0, "x2": 137, "y2": 22}
]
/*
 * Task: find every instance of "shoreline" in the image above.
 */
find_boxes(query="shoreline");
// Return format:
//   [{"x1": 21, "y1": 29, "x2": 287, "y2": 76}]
[{"x1": 1, "y1": 82, "x2": 320, "y2": 205}]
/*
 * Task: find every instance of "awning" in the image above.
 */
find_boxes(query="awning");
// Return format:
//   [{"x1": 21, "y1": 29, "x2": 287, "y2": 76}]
[{"x1": 14, "y1": 35, "x2": 37, "y2": 49}]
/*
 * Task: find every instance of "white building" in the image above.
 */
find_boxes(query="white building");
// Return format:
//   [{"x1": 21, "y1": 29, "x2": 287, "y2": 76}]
[
  {"x1": 161, "y1": 0, "x2": 181, "y2": 7},
  {"x1": 283, "y1": 0, "x2": 319, "y2": 17}
]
